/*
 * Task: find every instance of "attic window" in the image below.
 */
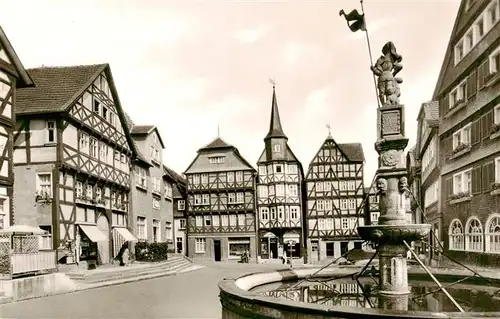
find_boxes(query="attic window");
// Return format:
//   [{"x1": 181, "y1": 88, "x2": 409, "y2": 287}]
[
  {"x1": 209, "y1": 156, "x2": 225, "y2": 164},
  {"x1": 93, "y1": 99, "x2": 100, "y2": 114},
  {"x1": 102, "y1": 106, "x2": 108, "y2": 121}
]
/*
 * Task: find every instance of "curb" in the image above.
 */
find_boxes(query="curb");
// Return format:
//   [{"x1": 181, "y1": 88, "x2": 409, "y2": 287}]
[{"x1": 0, "y1": 265, "x2": 205, "y2": 305}]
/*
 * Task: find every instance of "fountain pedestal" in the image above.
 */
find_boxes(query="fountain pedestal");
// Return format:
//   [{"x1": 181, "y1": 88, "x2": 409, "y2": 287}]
[{"x1": 357, "y1": 42, "x2": 431, "y2": 311}]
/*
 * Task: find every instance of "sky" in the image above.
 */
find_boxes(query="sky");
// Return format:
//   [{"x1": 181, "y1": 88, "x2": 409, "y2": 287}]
[{"x1": 0, "y1": 0, "x2": 460, "y2": 186}]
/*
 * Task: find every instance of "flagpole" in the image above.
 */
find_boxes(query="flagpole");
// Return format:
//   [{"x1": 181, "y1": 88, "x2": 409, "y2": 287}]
[{"x1": 360, "y1": 0, "x2": 381, "y2": 109}]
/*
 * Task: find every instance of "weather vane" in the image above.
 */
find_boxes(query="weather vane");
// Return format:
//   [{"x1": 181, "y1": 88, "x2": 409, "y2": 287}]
[
  {"x1": 269, "y1": 77, "x2": 276, "y2": 87},
  {"x1": 326, "y1": 124, "x2": 331, "y2": 135}
]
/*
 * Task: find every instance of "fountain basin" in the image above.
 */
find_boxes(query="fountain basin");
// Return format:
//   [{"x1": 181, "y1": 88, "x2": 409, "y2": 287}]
[
  {"x1": 219, "y1": 266, "x2": 500, "y2": 319},
  {"x1": 357, "y1": 224, "x2": 432, "y2": 244}
]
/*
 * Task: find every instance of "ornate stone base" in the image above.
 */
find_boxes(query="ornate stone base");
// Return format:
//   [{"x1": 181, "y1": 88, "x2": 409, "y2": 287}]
[{"x1": 357, "y1": 224, "x2": 431, "y2": 245}]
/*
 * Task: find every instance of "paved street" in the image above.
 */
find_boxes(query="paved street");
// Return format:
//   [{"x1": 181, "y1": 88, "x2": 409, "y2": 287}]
[{"x1": 0, "y1": 262, "x2": 289, "y2": 319}]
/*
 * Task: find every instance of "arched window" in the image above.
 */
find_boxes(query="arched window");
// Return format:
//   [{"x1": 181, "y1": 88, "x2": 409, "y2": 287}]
[
  {"x1": 448, "y1": 219, "x2": 464, "y2": 251},
  {"x1": 485, "y1": 214, "x2": 500, "y2": 253},
  {"x1": 465, "y1": 217, "x2": 483, "y2": 252}
]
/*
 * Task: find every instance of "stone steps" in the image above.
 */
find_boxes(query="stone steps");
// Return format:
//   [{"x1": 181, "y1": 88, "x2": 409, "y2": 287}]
[{"x1": 67, "y1": 256, "x2": 192, "y2": 284}]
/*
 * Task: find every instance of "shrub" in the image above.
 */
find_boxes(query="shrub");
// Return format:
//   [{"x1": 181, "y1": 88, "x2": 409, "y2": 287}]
[{"x1": 135, "y1": 241, "x2": 169, "y2": 262}]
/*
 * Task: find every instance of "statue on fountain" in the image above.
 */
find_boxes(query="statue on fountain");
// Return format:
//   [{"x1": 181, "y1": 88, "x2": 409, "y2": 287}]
[{"x1": 371, "y1": 41, "x2": 403, "y2": 107}]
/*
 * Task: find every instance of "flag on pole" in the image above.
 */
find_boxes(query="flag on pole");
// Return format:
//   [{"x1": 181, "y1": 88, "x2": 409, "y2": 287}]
[{"x1": 339, "y1": 9, "x2": 366, "y2": 32}]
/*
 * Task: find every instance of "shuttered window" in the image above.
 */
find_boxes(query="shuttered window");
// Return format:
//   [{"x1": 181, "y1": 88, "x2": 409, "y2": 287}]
[
  {"x1": 467, "y1": 71, "x2": 477, "y2": 98},
  {"x1": 477, "y1": 60, "x2": 489, "y2": 89},
  {"x1": 440, "y1": 95, "x2": 449, "y2": 117},
  {"x1": 445, "y1": 177, "x2": 453, "y2": 199},
  {"x1": 471, "y1": 166, "x2": 482, "y2": 194},
  {"x1": 471, "y1": 119, "x2": 481, "y2": 144},
  {"x1": 481, "y1": 111, "x2": 494, "y2": 139},
  {"x1": 482, "y1": 162, "x2": 495, "y2": 192}
]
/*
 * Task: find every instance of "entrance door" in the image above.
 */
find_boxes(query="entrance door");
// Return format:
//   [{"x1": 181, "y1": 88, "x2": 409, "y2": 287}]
[
  {"x1": 214, "y1": 240, "x2": 221, "y2": 262},
  {"x1": 96, "y1": 214, "x2": 110, "y2": 265},
  {"x1": 340, "y1": 242, "x2": 349, "y2": 256},
  {"x1": 270, "y1": 238, "x2": 278, "y2": 259},
  {"x1": 326, "y1": 242, "x2": 334, "y2": 257},
  {"x1": 176, "y1": 237, "x2": 183, "y2": 254}
]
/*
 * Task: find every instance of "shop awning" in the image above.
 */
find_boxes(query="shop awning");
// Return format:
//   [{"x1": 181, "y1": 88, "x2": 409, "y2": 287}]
[
  {"x1": 79, "y1": 225, "x2": 107, "y2": 242},
  {"x1": 113, "y1": 227, "x2": 137, "y2": 242},
  {"x1": 283, "y1": 232, "x2": 300, "y2": 244},
  {"x1": 228, "y1": 238, "x2": 250, "y2": 244},
  {"x1": 262, "y1": 232, "x2": 276, "y2": 238}
]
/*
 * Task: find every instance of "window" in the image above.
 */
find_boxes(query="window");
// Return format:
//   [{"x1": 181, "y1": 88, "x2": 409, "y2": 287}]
[
  {"x1": 287, "y1": 164, "x2": 297, "y2": 174},
  {"x1": 454, "y1": 41, "x2": 464, "y2": 64},
  {"x1": 204, "y1": 216, "x2": 211, "y2": 227},
  {"x1": 164, "y1": 183, "x2": 173, "y2": 199},
  {"x1": 259, "y1": 166, "x2": 266, "y2": 175},
  {"x1": 79, "y1": 132, "x2": 89, "y2": 153},
  {"x1": 341, "y1": 218, "x2": 349, "y2": 230},
  {"x1": 228, "y1": 193, "x2": 236, "y2": 203},
  {"x1": 195, "y1": 238, "x2": 206, "y2": 253},
  {"x1": 96, "y1": 187, "x2": 102, "y2": 201},
  {"x1": 260, "y1": 207, "x2": 269, "y2": 220},
  {"x1": 486, "y1": 215, "x2": 500, "y2": 253},
  {"x1": 178, "y1": 200, "x2": 185, "y2": 210},
  {"x1": 496, "y1": 156, "x2": 500, "y2": 182},
  {"x1": 102, "y1": 106, "x2": 108, "y2": 121},
  {"x1": 317, "y1": 200, "x2": 324, "y2": 210},
  {"x1": 227, "y1": 172, "x2": 234, "y2": 183},
  {"x1": 89, "y1": 137, "x2": 98, "y2": 158},
  {"x1": 236, "y1": 192, "x2": 244, "y2": 203},
  {"x1": 348, "y1": 199, "x2": 356, "y2": 209},
  {"x1": 201, "y1": 173, "x2": 208, "y2": 184},
  {"x1": 453, "y1": 169, "x2": 472, "y2": 195},
  {"x1": 465, "y1": 217, "x2": 483, "y2": 252},
  {"x1": 476, "y1": 17, "x2": 484, "y2": 38},
  {"x1": 488, "y1": 0, "x2": 499, "y2": 28},
  {"x1": 270, "y1": 207, "x2": 276, "y2": 220},
  {"x1": 275, "y1": 165, "x2": 282, "y2": 173},
  {"x1": 109, "y1": 112, "x2": 115, "y2": 126},
  {"x1": 137, "y1": 217, "x2": 146, "y2": 240},
  {"x1": 258, "y1": 185, "x2": 268, "y2": 198},
  {"x1": 194, "y1": 195, "x2": 201, "y2": 205},
  {"x1": 421, "y1": 136, "x2": 436, "y2": 171},
  {"x1": 370, "y1": 212, "x2": 380, "y2": 225},
  {"x1": 276, "y1": 184, "x2": 284, "y2": 196},
  {"x1": 229, "y1": 214, "x2": 237, "y2": 226},
  {"x1": 340, "y1": 199, "x2": 347, "y2": 210},
  {"x1": 179, "y1": 219, "x2": 186, "y2": 229},
  {"x1": 489, "y1": 45, "x2": 500, "y2": 74},
  {"x1": 424, "y1": 180, "x2": 440, "y2": 207},
  {"x1": 195, "y1": 215, "x2": 203, "y2": 226},
  {"x1": 221, "y1": 215, "x2": 229, "y2": 226},
  {"x1": 85, "y1": 184, "x2": 93, "y2": 199},
  {"x1": 290, "y1": 207, "x2": 298, "y2": 220},
  {"x1": 213, "y1": 215, "x2": 219, "y2": 226},
  {"x1": 193, "y1": 174, "x2": 200, "y2": 185},
  {"x1": 273, "y1": 144, "x2": 281, "y2": 152},
  {"x1": 452, "y1": 124, "x2": 471, "y2": 149},
  {"x1": 152, "y1": 219, "x2": 160, "y2": 243},
  {"x1": 340, "y1": 181, "x2": 347, "y2": 191},
  {"x1": 235, "y1": 171, "x2": 243, "y2": 182},
  {"x1": 449, "y1": 80, "x2": 466, "y2": 108},
  {"x1": 75, "y1": 181, "x2": 83, "y2": 198},
  {"x1": 348, "y1": 181, "x2": 356, "y2": 191},
  {"x1": 99, "y1": 142, "x2": 107, "y2": 161},
  {"x1": 46, "y1": 121, "x2": 56, "y2": 143},
  {"x1": 288, "y1": 185, "x2": 298, "y2": 196},
  {"x1": 154, "y1": 149, "x2": 160, "y2": 163},
  {"x1": 36, "y1": 173, "x2": 52, "y2": 198},
  {"x1": 93, "y1": 99, "x2": 100, "y2": 114},
  {"x1": 209, "y1": 156, "x2": 225, "y2": 164},
  {"x1": 135, "y1": 166, "x2": 148, "y2": 188},
  {"x1": 325, "y1": 200, "x2": 332, "y2": 210},
  {"x1": 238, "y1": 214, "x2": 245, "y2": 226},
  {"x1": 202, "y1": 194, "x2": 209, "y2": 205},
  {"x1": 278, "y1": 207, "x2": 284, "y2": 220}
]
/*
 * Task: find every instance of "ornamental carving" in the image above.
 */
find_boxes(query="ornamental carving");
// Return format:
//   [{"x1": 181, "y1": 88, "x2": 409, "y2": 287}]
[
  {"x1": 399, "y1": 177, "x2": 409, "y2": 195},
  {"x1": 357, "y1": 224, "x2": 431, "y2": 245},
  {"x1": 381, "y1": 111, "x2": 401, "y2": 136},
  {"x1": 380, "y1": 150, "x2": 398, "y2": 168},
  {"x1": 376, "y1": 178, "x2": 388, "y2": 195}
]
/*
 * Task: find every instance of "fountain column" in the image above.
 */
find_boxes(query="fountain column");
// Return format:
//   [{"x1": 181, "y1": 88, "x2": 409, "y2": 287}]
[{"x1": 357, "y1": 41, "x2": 431, "y2": 311}]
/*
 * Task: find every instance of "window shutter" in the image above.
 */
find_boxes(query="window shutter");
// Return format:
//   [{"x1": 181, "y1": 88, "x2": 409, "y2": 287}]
[
  {"x1": 478, "y1": 61, "x2": 486, "y2": 89},
  {"x1": 445, "y1": 177, "x2": 453, "y2": 199},
  {"x1": 471, "y1": 166, "x2": 482, "y2": 194},
  {"x1": 439, "y1": 95, "x2": 449, "y2": 117},
  {"x1": 485, "y1": 110, "x2": 494, "y2": 137},
  {"x1": 486, "y1": 161, "x2": 495, "y2": 191},
  {"x1": 471, "y1": 119, "x2": 481, "y2": 144},
  {"x1": 482, "y1": 163, "x2": 490, "y2": 192},
  {"x1": 467, "y1": 71, "x2": 477, "y2": 98}
]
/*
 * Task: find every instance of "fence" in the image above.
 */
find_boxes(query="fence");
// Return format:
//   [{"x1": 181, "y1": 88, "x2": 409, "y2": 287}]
[{"x1": 11, "y1": 250, "x2": 56, "y2": 275}]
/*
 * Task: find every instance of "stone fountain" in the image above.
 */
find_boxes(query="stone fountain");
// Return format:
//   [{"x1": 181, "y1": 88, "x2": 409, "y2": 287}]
[{"x1": 356, "y1": 41, "x2": 431, "y2": 311}]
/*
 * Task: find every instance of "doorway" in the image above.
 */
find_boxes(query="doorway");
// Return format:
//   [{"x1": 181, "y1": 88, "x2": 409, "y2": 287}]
[
  {"x1": 269, "y1": 237, "x2": 278, "y2": 259},
  {"x1": 326, "y1": 242, "x2": 334, "y2": 257},
  {"x1": 214, "y1": 240, "x2": 221, "y2": 262},
  {"x1": 96, "y1": 214, "x2": 110, "y2": 265},
  {"x1": 340, "y1": 241, "x2": 349, "y2": 256},
  {"x1": 176, "y1": 237, "x2": 183, "y2": 254}
]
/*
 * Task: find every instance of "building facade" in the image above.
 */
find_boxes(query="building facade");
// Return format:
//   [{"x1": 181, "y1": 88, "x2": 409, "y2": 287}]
[
  {"x1": 184, "y1": 137, "x2": 257, "y2": 262},
  {"x1": 0, "y1": 27, "x2": 34, "y2": 230},
  {"x1": 415, "y1": 101, "x2": 441, "y2": 261},
  {"x1": 256, "y1": 86, "x2": 305, "y2": 262},
  {"x1": 432, "y1": 0, "x2": 500, "y2": 266},
  {"x1": 166, "y1": 166, "x2": 187, "y2": 255},
  {"x1": 128, "y1": 124, "x2": 172, "y2": 245},
  {"x1": 305, "y1": 134, "x2": 366, "y2": 263},
  {"x1": 365, "y1": 184, "x2": 380, "y2": 226},
  {"x1": 13, "y1": 64, "x2": 137, "y2": 265}
]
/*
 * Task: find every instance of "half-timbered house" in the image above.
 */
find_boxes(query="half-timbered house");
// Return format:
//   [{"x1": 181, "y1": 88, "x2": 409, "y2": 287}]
[
  {"x1": 184, "y1": 137, "x2": 257, "y2": 262},
  {"x1": 164, "y1": 165, "x2": 187, "y2": 255},
  {"x1": 365, "y1": 185, "x2": 380, "y2": 226},
  {"x1": 432, "y1": 0, "x2": 500, "y2": 267},
  {"x1": 305, "y1": 134, "x2": 365, "y2": 263},
  {"x1": 13, "y1": 64, "x2": 138, "y2": 266},
  {"x1": 128, "y1": 122, "x2": 173, "y2": 245},
  {"x1": 256, "y1": 85, "x2": 305, "y2": 262},
  {"x1": 0, "y1": 27, "x2": 34, "y2": 230}
]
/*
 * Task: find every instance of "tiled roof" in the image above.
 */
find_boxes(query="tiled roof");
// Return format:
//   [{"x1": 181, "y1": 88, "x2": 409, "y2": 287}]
[
  {"x1": 338, "y1": 143, "x2": 364, "y2": 162},
  {"x1": 131, "y1": 125, "x2": 155, "y2": 135},
  {"x1": 124, "y1": 112, "x2": 151, "y2": 166},
  {"x1": 163, "y1": 164, "x2": 186, "y2": 184},
  {"x1": 199, "y1": 137, "x2": 233, "y2": 151},
  {"x1": 16, "y1": 64, "x2": 106, "y2": 115}
]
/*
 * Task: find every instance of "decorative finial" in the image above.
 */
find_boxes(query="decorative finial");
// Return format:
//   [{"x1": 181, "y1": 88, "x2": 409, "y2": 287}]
[
  {"x1": 269, "y1": 77, "x2": 276, "y2": 88},
  {"x1": 217, "y1": 125, "x2": 220, "y2": 138},
  {"x1": 326, "y1": 124, "x2": 332, "y2": 135}
]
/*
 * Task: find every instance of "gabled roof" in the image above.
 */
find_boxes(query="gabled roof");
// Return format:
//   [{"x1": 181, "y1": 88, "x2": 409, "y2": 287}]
[
  {"x1": 185, "y1": 137, "x2": 256, "y2": 174},
  {"x1": 15, "y1": 63, "x2": 140, "y2": 161},
  {"x1": 163, "y1": 164, "x2": 186, "y2": 185},
  {"x1": 324, "y1": 134, "x2": 365, "y2": 162},
  {"x1": 257, "y1": 143, "x2": 301, "y2": 163},
  {"x1": 124, "y1": 112, "x2": 151, "y2": 166},
  {"x1": 16, "y1": 64, "x2": 105, "y2": 115},
  {"x1": 131, "y1": 125, "x2": 165, "y2": 149},
  {"x1": 0, "y1": 26, "x2": 34, "y2": 88},
  {"x1": 264, "y1": 86, "x2": 287, "y2": 140}
]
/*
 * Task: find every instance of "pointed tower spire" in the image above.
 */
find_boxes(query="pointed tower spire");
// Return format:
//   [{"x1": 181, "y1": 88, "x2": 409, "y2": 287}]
[{"x1": 264, "y1": 84, "x2": 287, "y2": 140}]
